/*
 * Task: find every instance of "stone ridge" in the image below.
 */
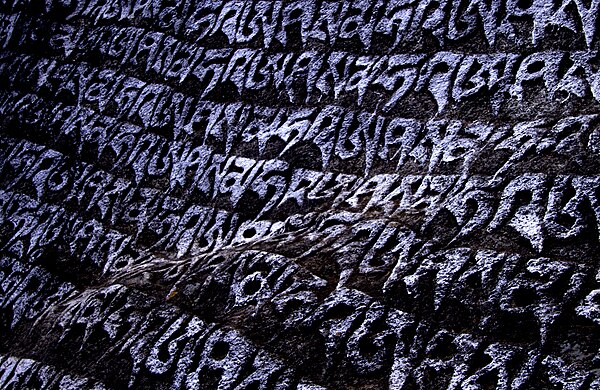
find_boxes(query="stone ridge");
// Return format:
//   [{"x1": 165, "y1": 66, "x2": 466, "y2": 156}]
[{"x1": 0, "y1": 0, "x2": 599, "y2": 389}]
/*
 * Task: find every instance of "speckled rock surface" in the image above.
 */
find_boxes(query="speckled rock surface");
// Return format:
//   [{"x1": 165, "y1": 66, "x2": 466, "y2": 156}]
[{"x1": 0, "y1": 0, "x2": 599, "y2": 388}]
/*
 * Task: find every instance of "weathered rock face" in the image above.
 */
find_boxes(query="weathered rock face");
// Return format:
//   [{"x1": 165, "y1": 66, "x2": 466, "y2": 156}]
[{"x1": 0, "y1": 0, "x2": 599, "y2": 388}]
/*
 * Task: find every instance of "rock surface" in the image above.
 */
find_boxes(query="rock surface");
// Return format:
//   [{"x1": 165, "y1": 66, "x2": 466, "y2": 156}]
[{"x1": 0, "y1": 0, "x2": 599, "y2": 388}]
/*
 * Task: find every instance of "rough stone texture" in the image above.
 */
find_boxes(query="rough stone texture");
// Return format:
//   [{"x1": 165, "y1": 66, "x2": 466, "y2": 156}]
[{"x1": 0, "y1": 0, "x2": 599, "y2": 389}]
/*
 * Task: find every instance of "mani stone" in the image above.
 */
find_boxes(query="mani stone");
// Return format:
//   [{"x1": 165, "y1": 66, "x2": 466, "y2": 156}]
[{"x1": 0, "y1": 0, "x2": 599, "y2": 389}]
